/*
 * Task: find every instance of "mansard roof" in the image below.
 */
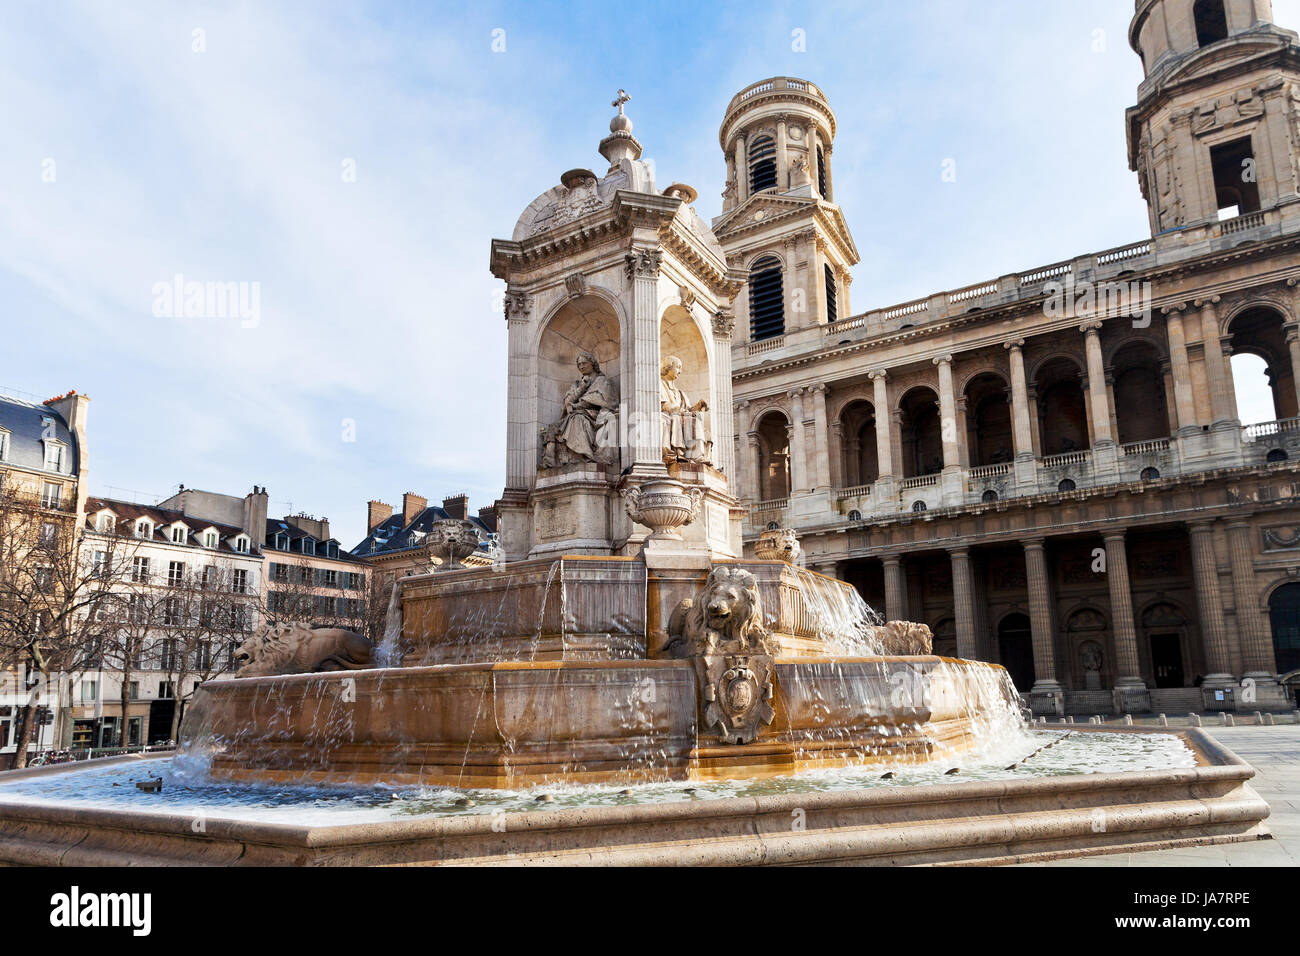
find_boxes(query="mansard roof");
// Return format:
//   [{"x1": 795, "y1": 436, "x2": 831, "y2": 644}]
[{"x1": 0, "y1": 394, "x2": 79, "y2": 476}]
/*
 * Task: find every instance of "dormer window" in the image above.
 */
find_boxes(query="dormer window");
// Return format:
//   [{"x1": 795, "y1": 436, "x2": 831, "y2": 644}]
[
  {"x1": 43, "y1": 441, "x2": 66, "y2": 473},
  {"x1": 0, "y1": 429, "x2": 8, "y2": 462},
  {"x1": 96, "y1": 512, "x2": 116, "y2": 533},
  {"x1": 171, "y1": 525, "x2": 187, "y2": 544},
  {"x1": 302, "y1": 538, "x2": 315, "y2": 556},
  {"x1": 135, "y1": 520, "x2": 152, "y2": 539},
  {"x1": 203, "y1": 530, "x2": 218, "y2": 549},
  {"x1": 234, "y1": 536, "x2": 250, "y2": 554},
  {"x1": 275, "y1": 532, "x2": 289, "y2": 550}
]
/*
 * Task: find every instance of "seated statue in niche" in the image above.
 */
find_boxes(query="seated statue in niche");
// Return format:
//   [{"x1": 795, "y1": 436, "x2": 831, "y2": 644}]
[
  {"x1": 660, "y1": 355, "x2": 712, "y2": 464},
  {"x1": 540, "y1": 351, "x2": 619, "y2": 469}
]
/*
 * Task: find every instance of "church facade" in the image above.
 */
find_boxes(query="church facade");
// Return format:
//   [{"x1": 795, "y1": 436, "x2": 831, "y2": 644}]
[{"x1": 724, "y1": 0, "x2": 1300, "y2": 714}]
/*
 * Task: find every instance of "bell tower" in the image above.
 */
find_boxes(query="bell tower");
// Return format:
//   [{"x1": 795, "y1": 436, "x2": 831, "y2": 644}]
[
  {"x1": 1127, "y1": 0, "x2": 1300, "y2": 240},
  {"x1": 713, "y1": 78, "x2": 859, "y2": 343}
]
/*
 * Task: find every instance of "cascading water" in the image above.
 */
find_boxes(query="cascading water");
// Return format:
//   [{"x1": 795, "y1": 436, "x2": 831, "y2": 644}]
[{"x1": 374, "y1": 583, "x2": 404, "y2": 667}]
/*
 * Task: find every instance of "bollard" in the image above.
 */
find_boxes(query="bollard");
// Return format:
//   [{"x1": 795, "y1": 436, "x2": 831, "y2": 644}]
[
  {"x1": 1265, "y1": 713, "x2": 1276, "y2": 726},
  {"x1": 1223, "y1": 713, "x2": 1234, "y2": 727},
  {"x1": 1124, "y1": 714, "x2": 1133, "y2": 726},
  {"x1": 1067, "y1": 716, "x2": 1075, "y2": 724},
  {"x1": 1158, "y1": 714, "x2": 1168, "y2": 727},
  {"x1": 1190, "y1": 714, "x2": 1202, "y2": 727},
  {"x1": 1089, "y1": 716, "x2": 1098, "y2": 725},
  {"x1": 1255, "y1": 711, "x2": 1264, "y2": 725}
]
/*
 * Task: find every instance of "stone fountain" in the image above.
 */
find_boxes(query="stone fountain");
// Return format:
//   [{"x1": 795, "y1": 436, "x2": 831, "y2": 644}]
[
  {"x1": 0, "y1": 91, "x2": 1271, "y2": 868},
  {"x1": 188, "y1": 93, "x2": 1022, "y2": 791}
]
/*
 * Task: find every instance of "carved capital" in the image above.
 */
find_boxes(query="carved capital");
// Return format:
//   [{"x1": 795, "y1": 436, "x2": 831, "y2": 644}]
[
  {"x1": 564, "y1": 273, "x2": 587, "y2": 298},
  {"x1": 1161, "y1": 301, "x2": 1187, "y2": 315},
  {"x1": 625, "y1": 248, "x2": 662, "y2": 281},
  {"x1": 1003, "y1": 338, "x2": 1025, "y2": 351},
  {"x1": 932, "y1": 354, "x2": 954, "y2": 367},
  {"x1": 1194, "y1": 295, "x2": 1222, "y2": 310},
  {"x1": 504, "y1": 291, "x2": 532, "y2": 323},
  {"x1": 867, "y1": 368, "x2": 888, "y2": 382},
  {"x1": 1079, "y1": 319, "x2": 1104, "y2": 335},
  {"x1": 711, "y1": 310, "x2": 735, "y2": 338}
]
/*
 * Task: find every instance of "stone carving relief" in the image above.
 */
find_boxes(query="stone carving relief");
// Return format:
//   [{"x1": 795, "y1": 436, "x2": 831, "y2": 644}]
[
  {"x1": 504, "y1": 291, "x2": 531, "y2": 323},
  {"x1": 711, "y1": 311, "x2": 735, "y2": 338},
  {"x1": 660, "y1": 354, "x2": 712, "y2": 464},
  {"x1": 755, "y1": 527, "x2": 801, "y2": 564},
  {"x1": 539, "y1": 352, "x2": 620, "y2": 469},
  {"x1": 529, "y1": 173, "x2": 603, "y2": 236},
  {"x1": 1132, "y1": 550, "x2": 1180, "y2": 579},
  {"x1": 678, "y1": 284, "x2": 696, "y2": 310},
  {"x1": 1263, "y1": 525, "x2": 1300, "y2": 551},
  {"x1": 625, "y1": 248, "x2": 662, "y2": 280},
  {"x1": 233, "y1": 623, "x2": 374, "y2": 678},
  {"x1": 665, "y1": 566, "x2": 775, "y2": 745},
  {"x1": 564, "y1": 273, "x2": 587, "y2": 298}
]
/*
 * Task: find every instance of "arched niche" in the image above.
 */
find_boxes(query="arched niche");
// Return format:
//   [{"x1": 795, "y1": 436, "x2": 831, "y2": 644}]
[
  {"x1": 536, "y1": 294, "x2": 622, "y2": 447},
  {"x1": 659, "y1": 304, "x2": 711, "y2": 409}
]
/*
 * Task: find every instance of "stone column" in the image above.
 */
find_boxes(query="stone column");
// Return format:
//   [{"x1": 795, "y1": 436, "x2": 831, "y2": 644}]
[
  {"x1": 1004, "y1": 338, "x2": 1037, "y2": 491},
  {"x1": 1197, "y1": 296, "x2": 1236, "y2": 427},
  {"x1": 822, "y1": 142, "x2": 834, "y2": 201},
  {"x1": 809, "y1": 126, "x2": 822, "y2": 198},
  {"x1": 775, "y1": 115, "x2": 789, "y2": 191},
  {"x1": 870, "y1": 370, "x2": 893, "y2": 478},
  {"x1": 733, "y1": 400, "x2": 751, "y2": 500},
  {"x1": 934, "y1": 354, "x2": 960, "y2": 470},
  {"x1": 950, "y1": 548, "x2": 978, "y2": 659},
  {"x1": 1226, "y1": 519, "x2": 1277, "y2": 679},
  {"x1": 711, "y1": 311, "x2": 737, "y2": 483},
  {"x1": 1080, "y1": 321, "x2": 1114, "y2": 446},
  {"x1": 788, "y1": 388, "x2": 808, "y2": 495},
  {"x1": 1103, "y1": 532, "x2": 1146, "y2": 703},
  {"x1": 810, "y1": 384, "x2": 831, "y2": 491},
  {"x1": 627, "y1": 249, "x2": 665, "y2": 472},
  {"x1": 883, "y1": 554, "x2": 908, "y2": 622},
  {"x1": 1023, "y1": 538, "x2": 1062, "y2": 692},
  {"x1": 1285, "y1": 322, "x2": 1300, "y2": 418},
  {"x1": 504, "y1": 290, "x2": 534, "y2": 489},
  {"x1": 1188, "y1": 520, "x2": 1236, "y2": 688},
  {"x1": 734, "y1": 134, "x2": 748, "y2": 204},
  {"x1": 748, "y1": 432, "x2": 763, "y2": 502},
  {"x1": 1163, "y1": 303, "x2": 1200, "y2": 435}
]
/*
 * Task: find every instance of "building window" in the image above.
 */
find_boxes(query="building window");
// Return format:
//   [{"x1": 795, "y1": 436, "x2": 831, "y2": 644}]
[
  {"x1": 911, "y1": 500, "x2": 927, "y2": 513},
  {"x1": 163, "y1": 598, "x2": 182, "y2": 627},
  {"x1": 0, "y1": 431, "x2": 7, "y2": 461},
  {"x1": 234, "y1": 536, "x2": 249, "y2": 553},
  {"x1": 171, "y1": 525, "x2": 186, "y2": 544},
  {"x1": 203, "y1": 531, "x2": 217, "y2": 548},
  {"x1": 1058, "y1": 478, "x2": 1077, "y2": 492},
  {"x1": 982, "y1": 489, "x2": 999, "y2": 502},
  {"x1": 1140, "y1": 467, "x2": 1160, "y2": 481},
  {"x1": 273, "y1": 562, "x2": 288, "y2": 582},
  {"x1": 323, "y1": 569, "x2": 338, "y2": 588},
  {"x1": 1210, "y1": 137, "x2": 1260, "y2": 220},
  {"x1": 824, "y1": 263, "x2": 837, "y2": 324},
  {"x1": 132, "y1": 556, "x2": 150, "y2": 583},
  {"x1": 92, "y1": 550, "x2": 109, "y2": 577},
  {"x1": 159, "y1": 680, "x2": 175, "y2": 699},
  {"x1": 233, "y1": 569, "x2": 249, "y2": 594},
  {"x1": 1194, "y1": 0, "x2": 1229, "y2": 48},
  {"x1": 127, "y1": 681, "x2": 140, "y2": 700},
  {"x1": 168, "y1": 561, "x2": 185, "y2": 586},
  {"x1": 201, "y1": 565, "x2": 216, "y2": 590},
  {"x1": 43, "y1": 442, "x2": 66, "y2": 472},
  {"x1": 81, "y1": 681, "x2": 97, "y2": 704},
  {"x1": 817, "y1": 144, "x2": 827, "y2": 197},
  {"x1": 136, "y1": 520, "x2": 151, "y2": 538},
  {"x1": 301, "y1": 538, "x2": 315, "y2": 556},
  {"x1": 96, "y1": 513, "x2": 115, "y2": 533},
  {"x1": 275, "y1": 533, "x2": 288, "y2": 550},
  {"x1": 748, "y1": 256, "x2": 785, "y2": 341},
  {"x1": 747, "y1": 134, "x2": 777, "y2": 193},
  {"x1": 39, "y1": 522, "x2": 56, "y2": 546},
  {"x1": 41, "y1": 482, "x2": 61, "y2": 509}
]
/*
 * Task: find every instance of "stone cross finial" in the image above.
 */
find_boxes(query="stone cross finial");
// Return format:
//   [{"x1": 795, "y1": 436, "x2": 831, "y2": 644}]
[{"x1": 612, "y1": 89, "x2": 631, "y2": 114}]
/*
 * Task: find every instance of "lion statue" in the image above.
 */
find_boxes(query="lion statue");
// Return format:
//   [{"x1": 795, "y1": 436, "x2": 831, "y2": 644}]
[
  {"x1": 754, "y1": 527, "x2": 801, "y2": 565},
  {"x1": 663, "y1": 566, "x2": 770, "y2": 658},
  {"x1": 232, "y1": 623, "x2": 374, "y2": 678},
  {"x1": 874, "y1": 621, "x2": 934, "y2": 656}
]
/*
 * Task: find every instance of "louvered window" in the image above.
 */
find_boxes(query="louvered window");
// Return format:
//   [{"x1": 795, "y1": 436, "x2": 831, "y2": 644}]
[
  {"x1": 817, "y1": 146, "x2": 827, "y2": 197},
  {"x1": 748, "y1": 135, "x2": 777, "y2": 193},
  {"x1": 749, "y1": 257, "x2": 784, "y2": 341},
  {"x1": 824, "y1": 263, "x2": 837, "y2": 324}
]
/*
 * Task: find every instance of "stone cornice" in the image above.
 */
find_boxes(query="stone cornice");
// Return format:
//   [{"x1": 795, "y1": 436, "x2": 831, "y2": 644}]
[{"x1": 714, "y1": 195, "x2": 859, "y2": 266}]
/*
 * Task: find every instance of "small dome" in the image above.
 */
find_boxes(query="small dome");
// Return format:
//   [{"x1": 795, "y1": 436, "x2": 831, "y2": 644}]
[{"x1": 610, "y1": 111, "x2": 633, "y2": 134}]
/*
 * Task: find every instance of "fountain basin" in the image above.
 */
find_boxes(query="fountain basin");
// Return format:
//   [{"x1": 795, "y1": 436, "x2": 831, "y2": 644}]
[
  {"x1": 191, "y1": 656, "x2": 1016, "y2": 789},
  {"x1": 0, "y1": 729, "x2": 1269, "y2": 866}
]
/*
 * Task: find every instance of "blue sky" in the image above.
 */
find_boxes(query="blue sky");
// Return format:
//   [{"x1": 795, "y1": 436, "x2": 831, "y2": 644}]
[{"x1": 4, "y1": 0, "x2": 1295, "y2": 546}]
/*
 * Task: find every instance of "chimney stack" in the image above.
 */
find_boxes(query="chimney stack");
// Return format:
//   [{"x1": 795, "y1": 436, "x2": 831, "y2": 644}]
[
  {"x1": 442, "y1": 493, "x2": 469, "y2": 520},
  {"x1": 401, "y1": 492, "x2": 427, "y2": 526},
  {"x1": 367, "y1": 500, "x2": 393, "y2": 533},
  {"x1": 477, "y1": 505, "x2": 498, "y2": 533}
]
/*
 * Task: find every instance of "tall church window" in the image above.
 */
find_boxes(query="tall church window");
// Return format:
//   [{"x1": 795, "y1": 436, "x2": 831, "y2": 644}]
[
  {"x1": 1210, "y1": 137, "x2": 1260, "y2": 219},
  {"x1": 817, "y1": 145, "x2": 827, "y2": 197},
  {"x1": 1194, "y1": 0, "x2": 1229, "y2": 48},
  {"x1": 748, "y1": 135, "x2": 777, "y2": 193},
  {"x1": 824, "y1": 263, "x2": 837, "y2": 324},
  {"x1": 749, "y1": 256, "x2": 785, "y2": 341}
]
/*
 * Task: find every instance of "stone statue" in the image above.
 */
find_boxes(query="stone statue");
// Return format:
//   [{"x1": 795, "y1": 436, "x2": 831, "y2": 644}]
[
  {"x1": 873, "y1": 621, "x2": 934, "y2": 656},
  {"x1": 540, "y1": 352, "x2": 619, "y2": 468},
  {"x1": 660, "y1": 355, "x2": 711, "y2": 463},
  {"x1": 233, "y1": 623, "x2": 374, "y2": 678},
  {"x1": 791, "y1": 155, "x2": 812, "y2": 187},
  {"x1": 664, "y1": 566, "x2": 775, "y2": 745}
]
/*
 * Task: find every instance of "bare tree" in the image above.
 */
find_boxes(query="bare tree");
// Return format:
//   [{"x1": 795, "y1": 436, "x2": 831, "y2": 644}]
[{"x1": 0, "y1": 488, "x2": 137, "y2": 767}]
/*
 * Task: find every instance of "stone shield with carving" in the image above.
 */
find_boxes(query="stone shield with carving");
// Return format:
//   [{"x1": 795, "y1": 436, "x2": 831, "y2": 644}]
[{"x1": 696, "y1": 653, "x2": 775, "y2": 745}]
